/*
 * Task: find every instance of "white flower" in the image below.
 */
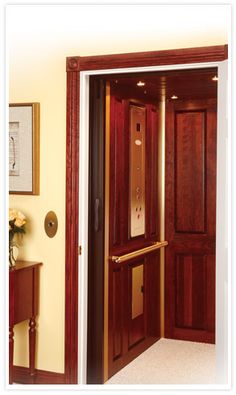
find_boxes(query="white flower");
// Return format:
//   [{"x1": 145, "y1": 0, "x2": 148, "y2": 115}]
[
  {"x1": 15, "y1": 217, "x2": 26, "y2": 227},
  {"x1": 9, "y1": 208, "x2": 26, "y2": 227},
  {"x1": 9, "y1": 208, "x2": 18, "y2": 221}
]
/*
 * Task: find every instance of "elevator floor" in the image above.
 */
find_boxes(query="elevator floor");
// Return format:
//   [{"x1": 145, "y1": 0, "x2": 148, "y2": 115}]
[{"x1": 105, "y1": 338, "x2": 216, "y2": 385}]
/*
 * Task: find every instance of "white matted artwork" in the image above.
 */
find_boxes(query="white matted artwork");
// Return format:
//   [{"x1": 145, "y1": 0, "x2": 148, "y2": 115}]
[{"x1": 9, "y1": 103, "x2": 40, "y2": 195}]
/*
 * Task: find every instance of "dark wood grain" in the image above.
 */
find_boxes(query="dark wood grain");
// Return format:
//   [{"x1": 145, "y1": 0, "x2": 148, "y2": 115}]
[
  {"x1": 87, "y1": 79, "x2": 105, "y2": 384},
  {"x1": 108, "y1": 87, "x2": 160, "y2": 378},
  {"x1": 109, "y1": 95, "x2": 125, "y2": 248},
  {"x1": 108, "y1": 68, "x2": 218, "y2": 102},
  {"x1": 29, "y1": 318, "x2": 36, "y2": 376},
  {"x1": 113, "y1": 268, "x2": 123, "y2": 360},
  {"x1": 9, "y1": 261, "x2": 42, "y2": 384},
  {"x1": 145, "y1": 254, "x2": 160, "y2": 339},
  {"x1": 9, "y1": 327, "x2": 14, "y2": 384},
  {"x1": 109, "y1": 89, "x2": 159, "y2": 256},
  {"x1": 10, "y1": 261, "x2": 42, "y2": 270},
  {"x1": 65, "y1": 69, "x2": 79, "y2": 384},
  {"x1": 175, "y1": 254, "x2": 206, "y2": 329},
  {"x1": 206, "y1": 255, "x2": 215, "y2": 336},
  {"x1": 108, "y1": 255, "x2": 160, "y2": 378},
  {"x1": 67, "y1": 45, "x2": 227, "y2": 72},
  {"x1": 66, "y1": 46, "x2": 226, "y2": 383},
  {"x1": 13, "y1": 269, "x2": 34, "y2": 323},
  {"x1": 165, "y1": 99, "x2": 216, "y2": 343},
  {"x1": 175, "y1": 110, "x2": 206, "y2": 233},
  {"x1": 13, "y1": 365, "x2": 66, "y2": 384},
  {"x1": 9, "y1": 268, "x2": 15, "y2": 384}
]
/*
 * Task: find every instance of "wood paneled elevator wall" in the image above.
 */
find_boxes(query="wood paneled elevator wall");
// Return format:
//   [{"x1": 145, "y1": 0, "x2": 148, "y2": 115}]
[{"x1": 165, "y1": 98, "x2": 217, "y2": 343}]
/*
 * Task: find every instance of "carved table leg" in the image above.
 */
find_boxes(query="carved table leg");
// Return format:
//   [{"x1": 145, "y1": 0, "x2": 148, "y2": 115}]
[
  {"x1": 9, "y1": 326, "x2": 14, "y2": 384},
  {"x1": 29, "y1": 317, "x2": 36, "y2": 377}
]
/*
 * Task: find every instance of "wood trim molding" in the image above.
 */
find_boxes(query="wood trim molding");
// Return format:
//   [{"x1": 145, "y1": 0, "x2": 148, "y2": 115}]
[
  {"x1": 65, "y1": 68, "x2": 79, "y2": 384},
  {"x1": 66, "y1": 57, "x2": 81, "y2": 72},
  {"x1": 65, "y1": 45, "x2": 228, "y2": 384},
  {"x1": 13, "y1": 366, "x2": 65, "y2": 384},
  {"x1": 66, "y1": 45, "x2": 228, "y2": 72}
]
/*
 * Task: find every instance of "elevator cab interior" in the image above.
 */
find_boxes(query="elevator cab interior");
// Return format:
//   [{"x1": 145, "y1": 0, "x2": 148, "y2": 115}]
[{"x1": 87, "y1": 67, "x2": 218, "y2": 383}]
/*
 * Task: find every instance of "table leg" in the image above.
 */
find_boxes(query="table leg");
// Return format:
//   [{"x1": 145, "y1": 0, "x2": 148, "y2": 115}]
[
  {"x1": 9, "y1": 326, "x2": 14, "y2": 384},
  {"x1": 29, "y1": 317, "x2": 36, "y2": 377}
]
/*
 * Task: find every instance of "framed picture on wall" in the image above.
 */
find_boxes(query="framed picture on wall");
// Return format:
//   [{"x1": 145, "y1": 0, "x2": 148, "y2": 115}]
[{"x1": 9, "y1": 103, "x2": 40, "y2": 195}]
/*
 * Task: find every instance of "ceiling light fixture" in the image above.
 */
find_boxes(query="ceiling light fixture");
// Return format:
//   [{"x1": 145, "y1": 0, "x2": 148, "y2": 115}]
[
  {"x1": 212, "y1": 76, "x2": 218, "y2": 81},
  {"x1": 171, "y1": 95, "x2": 178, "y2": 100},
  {"x1": 137, "y1": 81, "x2": 145, "y2": 87}
]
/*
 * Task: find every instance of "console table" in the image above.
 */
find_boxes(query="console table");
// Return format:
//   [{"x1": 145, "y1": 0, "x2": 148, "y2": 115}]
[{"x1": 9, "y1": 261, "x2": 42, "y2": 384}]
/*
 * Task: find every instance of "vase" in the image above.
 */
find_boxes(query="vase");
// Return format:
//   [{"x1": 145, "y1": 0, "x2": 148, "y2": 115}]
[{"x1": 9, "y1": 243, "x2": 19, "y2": 267}]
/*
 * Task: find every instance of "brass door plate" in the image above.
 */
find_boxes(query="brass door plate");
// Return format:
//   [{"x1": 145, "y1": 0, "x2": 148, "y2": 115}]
[
  {"x1": 130, "y1": 104, "x2": 146, "y2": 237},
  {"x1": 44, "y1": 211, "x2": 58, "y2": 238}
]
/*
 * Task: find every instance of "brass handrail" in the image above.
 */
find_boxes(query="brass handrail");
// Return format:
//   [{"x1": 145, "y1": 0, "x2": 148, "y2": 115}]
[{"x1": 111, "y1": 241, "x2": 168, "y2": 264}]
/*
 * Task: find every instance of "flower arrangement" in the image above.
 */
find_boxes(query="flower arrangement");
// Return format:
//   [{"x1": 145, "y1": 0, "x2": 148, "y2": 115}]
[{"x1": 9, "y1": 209, "x2": 26, "y2": 267}]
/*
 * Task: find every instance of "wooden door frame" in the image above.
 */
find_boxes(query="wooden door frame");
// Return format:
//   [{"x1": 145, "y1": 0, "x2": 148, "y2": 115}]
[{"x1": 65, "y1": 45, "x2": 228, "y2": 384}]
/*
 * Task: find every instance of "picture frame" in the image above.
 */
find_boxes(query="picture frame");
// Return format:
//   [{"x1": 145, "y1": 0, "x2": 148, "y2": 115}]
[{"x1": 9, "y1": 103, "x2": 40, "y2": 195}]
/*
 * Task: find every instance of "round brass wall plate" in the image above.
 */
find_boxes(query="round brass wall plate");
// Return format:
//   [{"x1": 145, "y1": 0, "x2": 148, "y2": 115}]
[{"x1": 44, "y1": 211, "x2": 58, "y2": 238}]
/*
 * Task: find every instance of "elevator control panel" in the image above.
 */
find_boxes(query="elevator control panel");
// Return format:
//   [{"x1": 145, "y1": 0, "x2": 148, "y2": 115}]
[{"x1": 130, "y1": 105, "x2": 146, "y2": 237}]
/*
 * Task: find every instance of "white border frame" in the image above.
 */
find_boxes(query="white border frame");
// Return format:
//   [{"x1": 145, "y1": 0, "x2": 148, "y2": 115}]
[{"x1": 78, "y1": 60, "x2": 230, "y2": 388}]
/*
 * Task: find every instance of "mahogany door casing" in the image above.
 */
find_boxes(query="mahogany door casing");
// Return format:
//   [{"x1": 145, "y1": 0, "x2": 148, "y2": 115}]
[
  {"x1": 165, "y1": 99, "x2": 217, "y2": 343},
  {"x1": 108, "y1": 88, "x2": 161, "y2": 378},
  {"x1": 66, "y1": 47, "x2": 227, "y2": 384}
]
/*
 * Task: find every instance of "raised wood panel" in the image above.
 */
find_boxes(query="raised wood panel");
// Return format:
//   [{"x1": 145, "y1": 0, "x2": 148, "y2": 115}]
[
  {"x1": 110, "y1": 96, "x2": 125, "y2": 248},
  {"x1": 206, "y1": 254, "x2": 215, "y2": 334},
  {"x1": 128, "y1": 314, "x2": 145, "y2": 349},
  {"x1": 175, "y1": 110, "x2": 206, "y2": 233},
  {"x1": 206, "y1": 107, "x2": 217, "y2": 237},
  {"x1": 14, "y1": 269, "x2": 34, "y2": 324},
  {"x1": 175, "y1": 254, "x2": 206, "y2": 330},
  {"x1": 109, "y1": 255, "x2": 161, "y2": 378},
  {"x1": 112, "y1": 268, "x2": 123, "y2": 361},
  {"x1": 165, "y1": 99, "x2": 216, "y2": 345},
  {"x1": 191, "y1": 255, "x2": 206, "y2": 329},
  {"x1": 145, "y1": 253, "x2": 160, "y2": 338}
]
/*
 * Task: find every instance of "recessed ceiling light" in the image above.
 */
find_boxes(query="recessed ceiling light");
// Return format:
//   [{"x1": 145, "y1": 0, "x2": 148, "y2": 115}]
[
  {"x1": 212, "y1": 76, "x2": 218, "y2": 81},
  {"x1": 137, "y1": 81, "x2": 145, "y2": 87},
  {"x1": 171, "y1": 95, "x2": 178, "y2": 100}
]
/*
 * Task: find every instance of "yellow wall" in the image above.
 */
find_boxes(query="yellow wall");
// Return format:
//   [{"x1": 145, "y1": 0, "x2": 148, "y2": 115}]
[
  {"x1": 9, "y1": 56, "x2": 67, "y2": 372},
  {"x1": 8, "y1": 4, "x2": 229, "y2": 374}
]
